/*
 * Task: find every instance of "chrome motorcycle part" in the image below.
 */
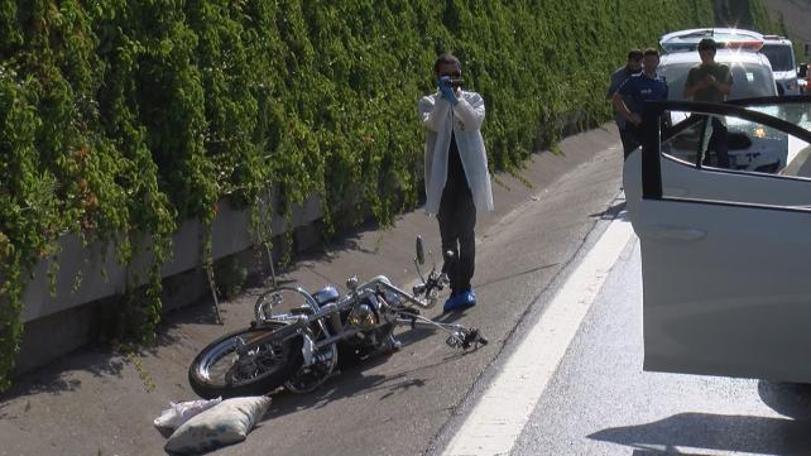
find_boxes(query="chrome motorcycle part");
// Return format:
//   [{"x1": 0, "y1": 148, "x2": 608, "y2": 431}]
[
  {"x1": 412, "y1": 283, "x2": 426, "y2": 296},
  {"x1": 444, "y1": 328, "x2": 488, "y2": 350},
  {"x1": 347, "y1": 303, "x2": 378, "y2": 330},
  {"x1": 285, "y1": 328, "x2": 338, "y2": 393},
  {"x1": 301, "y1": 333, "x2": 315, "y2": 367},
  {"x1": 416, "y1": 235, "x2": 425, "y2": 265},
  {"x1": 285, "y1": 342, "x2": 338, "y2": 393},
  {"x1": 254, "y1": 286, "x2": 319, "y2": 323},
  {"x1": 375, "y1": 279, "x2": 436, "y2": 309},
  {"x1": 446, "y1": 332, "x2": 464, "y2": 349},
  {"x1": 378, "y1": 294, "x2": 400, "y2": 324},
  {"x1": 188, "y1": 322, "x2": 304, "y2": 399}
]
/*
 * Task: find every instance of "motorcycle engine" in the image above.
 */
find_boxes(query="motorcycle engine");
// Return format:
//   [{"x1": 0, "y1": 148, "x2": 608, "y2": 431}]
[{"x1": 347, "y1": 302, "x2": 378, "y2": 330}]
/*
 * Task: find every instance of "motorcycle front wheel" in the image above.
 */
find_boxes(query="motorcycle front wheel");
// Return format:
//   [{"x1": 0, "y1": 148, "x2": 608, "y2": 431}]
[{"x1": 188, "y1": 322, "x2": 304, "y2": 399}]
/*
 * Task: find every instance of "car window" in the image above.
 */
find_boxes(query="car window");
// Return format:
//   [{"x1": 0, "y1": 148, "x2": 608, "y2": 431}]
[
  {"x1": 659, "y1": 61, "x2": 776, "y2": 101},
  {"x1": 760, "y1": 44, "x2": 795, "y2": 71},
  {"x1": 744, "y1": 103, "x2": 811, "y2": 130},
  {"x1": 662, "y1": 107, "x2": 811, "y2": 177}
]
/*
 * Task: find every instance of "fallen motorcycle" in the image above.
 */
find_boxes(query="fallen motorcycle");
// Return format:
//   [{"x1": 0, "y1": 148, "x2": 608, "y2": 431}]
[{"x1": 188, "y1": 237, "x2": 488, "y2": 399}]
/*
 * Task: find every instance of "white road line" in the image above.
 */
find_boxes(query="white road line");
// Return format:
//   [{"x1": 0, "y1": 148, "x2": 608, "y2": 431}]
[{"x1": 443, "y1": 218, "x2": 635, "y2": 456}]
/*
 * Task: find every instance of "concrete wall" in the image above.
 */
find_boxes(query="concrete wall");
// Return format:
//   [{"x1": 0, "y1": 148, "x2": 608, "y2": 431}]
[{"x1": 14, "y1": 194, "x2": 323, "y2": 374}]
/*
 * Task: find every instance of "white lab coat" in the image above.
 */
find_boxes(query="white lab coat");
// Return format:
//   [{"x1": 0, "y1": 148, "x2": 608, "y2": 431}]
[{"x1": 418, "y1": 90, "x2": 494, "y2": 216}]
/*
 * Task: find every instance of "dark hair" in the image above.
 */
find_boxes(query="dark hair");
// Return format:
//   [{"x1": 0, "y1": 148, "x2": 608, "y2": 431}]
[
  {"x1": 698, "y1": 38, "x2": 717, "y2": 51},
  {"x1": 627, "y1": 49, "x2": 643, "y2": 61},
  {"x1": 434, "y1": 53, "x2": 461, "y2": 74},
  {"x1": 643, "y1": 47, "x2": 659, "y2": 57}
]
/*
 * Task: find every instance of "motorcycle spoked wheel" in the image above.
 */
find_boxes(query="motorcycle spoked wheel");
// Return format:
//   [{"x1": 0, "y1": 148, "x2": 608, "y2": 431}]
[
  {"x1": 284, "y1": 323, "x2": 339, "y2": 394},
  {"x1": 188, "y1": 322, "x2": 304, "y2": 399}
]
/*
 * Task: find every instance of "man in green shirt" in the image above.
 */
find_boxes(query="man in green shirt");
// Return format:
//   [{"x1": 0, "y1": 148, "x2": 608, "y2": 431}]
[{"x1": 684, "y1": 38, "x2": 734, "y2": 167}]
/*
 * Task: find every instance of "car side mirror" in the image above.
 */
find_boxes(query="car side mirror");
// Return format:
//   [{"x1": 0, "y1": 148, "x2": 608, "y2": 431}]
[{"x1": 416, "y1": 236, "x2": 425, "y2": 265}]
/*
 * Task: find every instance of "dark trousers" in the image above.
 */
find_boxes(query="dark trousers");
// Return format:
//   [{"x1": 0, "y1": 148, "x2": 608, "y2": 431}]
[
  {"x1": 619, "y1": 126, "x2": 639, "y2": 159},
  {"x1": 705, "y1": 117, "x2": 730, "y2": 168},
  {"x1": 694, "y1": 115, "x2": 730, "y2": 168},
  {"x1": 620, "y1": 115, "x2": 671, "y2": 160},
  {"x1": 437, "y1": 184, "x2": 477, "y2": 294}
]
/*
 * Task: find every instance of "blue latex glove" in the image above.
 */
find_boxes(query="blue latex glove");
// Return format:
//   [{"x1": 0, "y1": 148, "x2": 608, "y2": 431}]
[{"x1": 438, "y1": 76, "x2": 459, "y2": 105}]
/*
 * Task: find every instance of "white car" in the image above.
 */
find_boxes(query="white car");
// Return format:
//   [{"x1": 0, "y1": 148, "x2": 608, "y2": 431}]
[
  {"x1": 760, "y1": 34, "x2": 801, "y2": 96},
  {"x1": 623, "y1": 96, "x2": 811, "y2": 383},
  {"x1": 658, "y1": 48, "x2": 778, "y2": 101},
  {"x1": 659, "y1": 28, "x2": 763, "y2": 54},
  {"x1": 657, "y1": 49, "x2": 782, "y2": 172},
  {"x1": 660, "y1": 28, "x2": 800, "y2": 96}
]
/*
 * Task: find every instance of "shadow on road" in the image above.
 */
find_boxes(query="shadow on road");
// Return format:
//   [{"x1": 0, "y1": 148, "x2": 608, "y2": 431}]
[
  {"x1": 589, "y1": 412, "x2": 811, "y2": 454},
  {"x1": 589, "y1": 199, "x2": 627, "y2": 220},
  {"x1": 392, "y1": 307, "x2": 490, "y2": 349},
  {"x1": 0, "y1": 349, "x2": 126, "y2": 414},
  {"x1": 758, "y1": 380, "x2": 811, "y2": 420},
  {"x1": 262, "y1": 348, "x2": 463, "y2": 421}
]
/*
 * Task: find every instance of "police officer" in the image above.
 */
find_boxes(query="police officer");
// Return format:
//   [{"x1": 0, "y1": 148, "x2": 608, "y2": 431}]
[
  {"x1": 612, "y1": 48, "x2": 669, "y2": 156},
  {"x1": 607, "y1": 49, "x2": 644, "y2": 158}
]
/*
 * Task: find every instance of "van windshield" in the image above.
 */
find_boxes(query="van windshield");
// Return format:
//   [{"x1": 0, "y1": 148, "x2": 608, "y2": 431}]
[
  {"x1": 658, "y1": 61, "x2": 776, "y2": 101},
  {"x1": 760, "y1": 44, "x2": 795, "y2": 71}
]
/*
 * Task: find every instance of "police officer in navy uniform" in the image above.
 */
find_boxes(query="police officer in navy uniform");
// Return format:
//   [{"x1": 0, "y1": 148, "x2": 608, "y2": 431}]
[
  {"x1": 611, "y1": 48, "x2": 669, "y2": 157},
  {"x1": 607, "y1": 49, "x2": 644, "y2": 157}
]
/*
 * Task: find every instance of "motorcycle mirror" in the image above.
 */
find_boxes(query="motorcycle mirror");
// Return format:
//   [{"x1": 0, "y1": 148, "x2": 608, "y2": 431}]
[{"x1": 416, "y1": 236, "x2": 425, "y2": 265}]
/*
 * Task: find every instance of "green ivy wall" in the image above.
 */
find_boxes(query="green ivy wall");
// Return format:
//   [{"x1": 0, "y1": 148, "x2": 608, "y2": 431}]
[{"x1": 0, "y1": 0, "x2": 714, "y2": 389}]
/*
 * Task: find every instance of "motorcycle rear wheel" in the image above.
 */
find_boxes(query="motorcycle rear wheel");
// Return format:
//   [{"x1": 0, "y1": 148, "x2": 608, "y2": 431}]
[{"x1": 188, "y1": 322, "x2": 304, "y2": 399}]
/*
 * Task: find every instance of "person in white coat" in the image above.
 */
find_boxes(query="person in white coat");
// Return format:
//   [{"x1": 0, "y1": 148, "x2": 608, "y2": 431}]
[{"x1": 418, "y1": 53, "x2": 494, "y2": 312}]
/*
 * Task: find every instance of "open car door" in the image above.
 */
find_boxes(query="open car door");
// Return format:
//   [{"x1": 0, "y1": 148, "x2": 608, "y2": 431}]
[{"x1": 624, "y1": 97, "x2": 811, "y2": 383}]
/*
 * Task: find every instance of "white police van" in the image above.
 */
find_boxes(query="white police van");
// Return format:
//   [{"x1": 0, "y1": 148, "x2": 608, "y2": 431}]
[{"x1": 759, "y1": 34, "x2": 800, "y2": 95}]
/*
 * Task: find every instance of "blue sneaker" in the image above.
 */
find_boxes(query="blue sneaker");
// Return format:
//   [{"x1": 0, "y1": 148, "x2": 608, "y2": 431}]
[
  {"x1": 443, "y1": 289, "x2": 477, "y2": 312},
  {"x1": 442, "y1": 292, "x2": 459, "y2": 313},
  {"x1": 459, "y1": 289, "x2": 476, "y2": 309}
]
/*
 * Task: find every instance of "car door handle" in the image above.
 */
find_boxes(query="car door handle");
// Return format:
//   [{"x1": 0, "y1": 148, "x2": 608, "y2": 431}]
[{"x1": 649, "y1": 225, "x2": 707, "y2": 241}]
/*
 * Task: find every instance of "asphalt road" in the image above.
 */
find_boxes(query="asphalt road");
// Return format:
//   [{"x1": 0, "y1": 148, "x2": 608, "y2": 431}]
[
  {"x1": 211, "y1": 132, "x2": 626, "y2": 456},
  {"x1": 0, "y1": 127, "x2": 625, "y2": 456},
  {"x1": 505, "y1": 220, "x2": 811, "y2": 455}
]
